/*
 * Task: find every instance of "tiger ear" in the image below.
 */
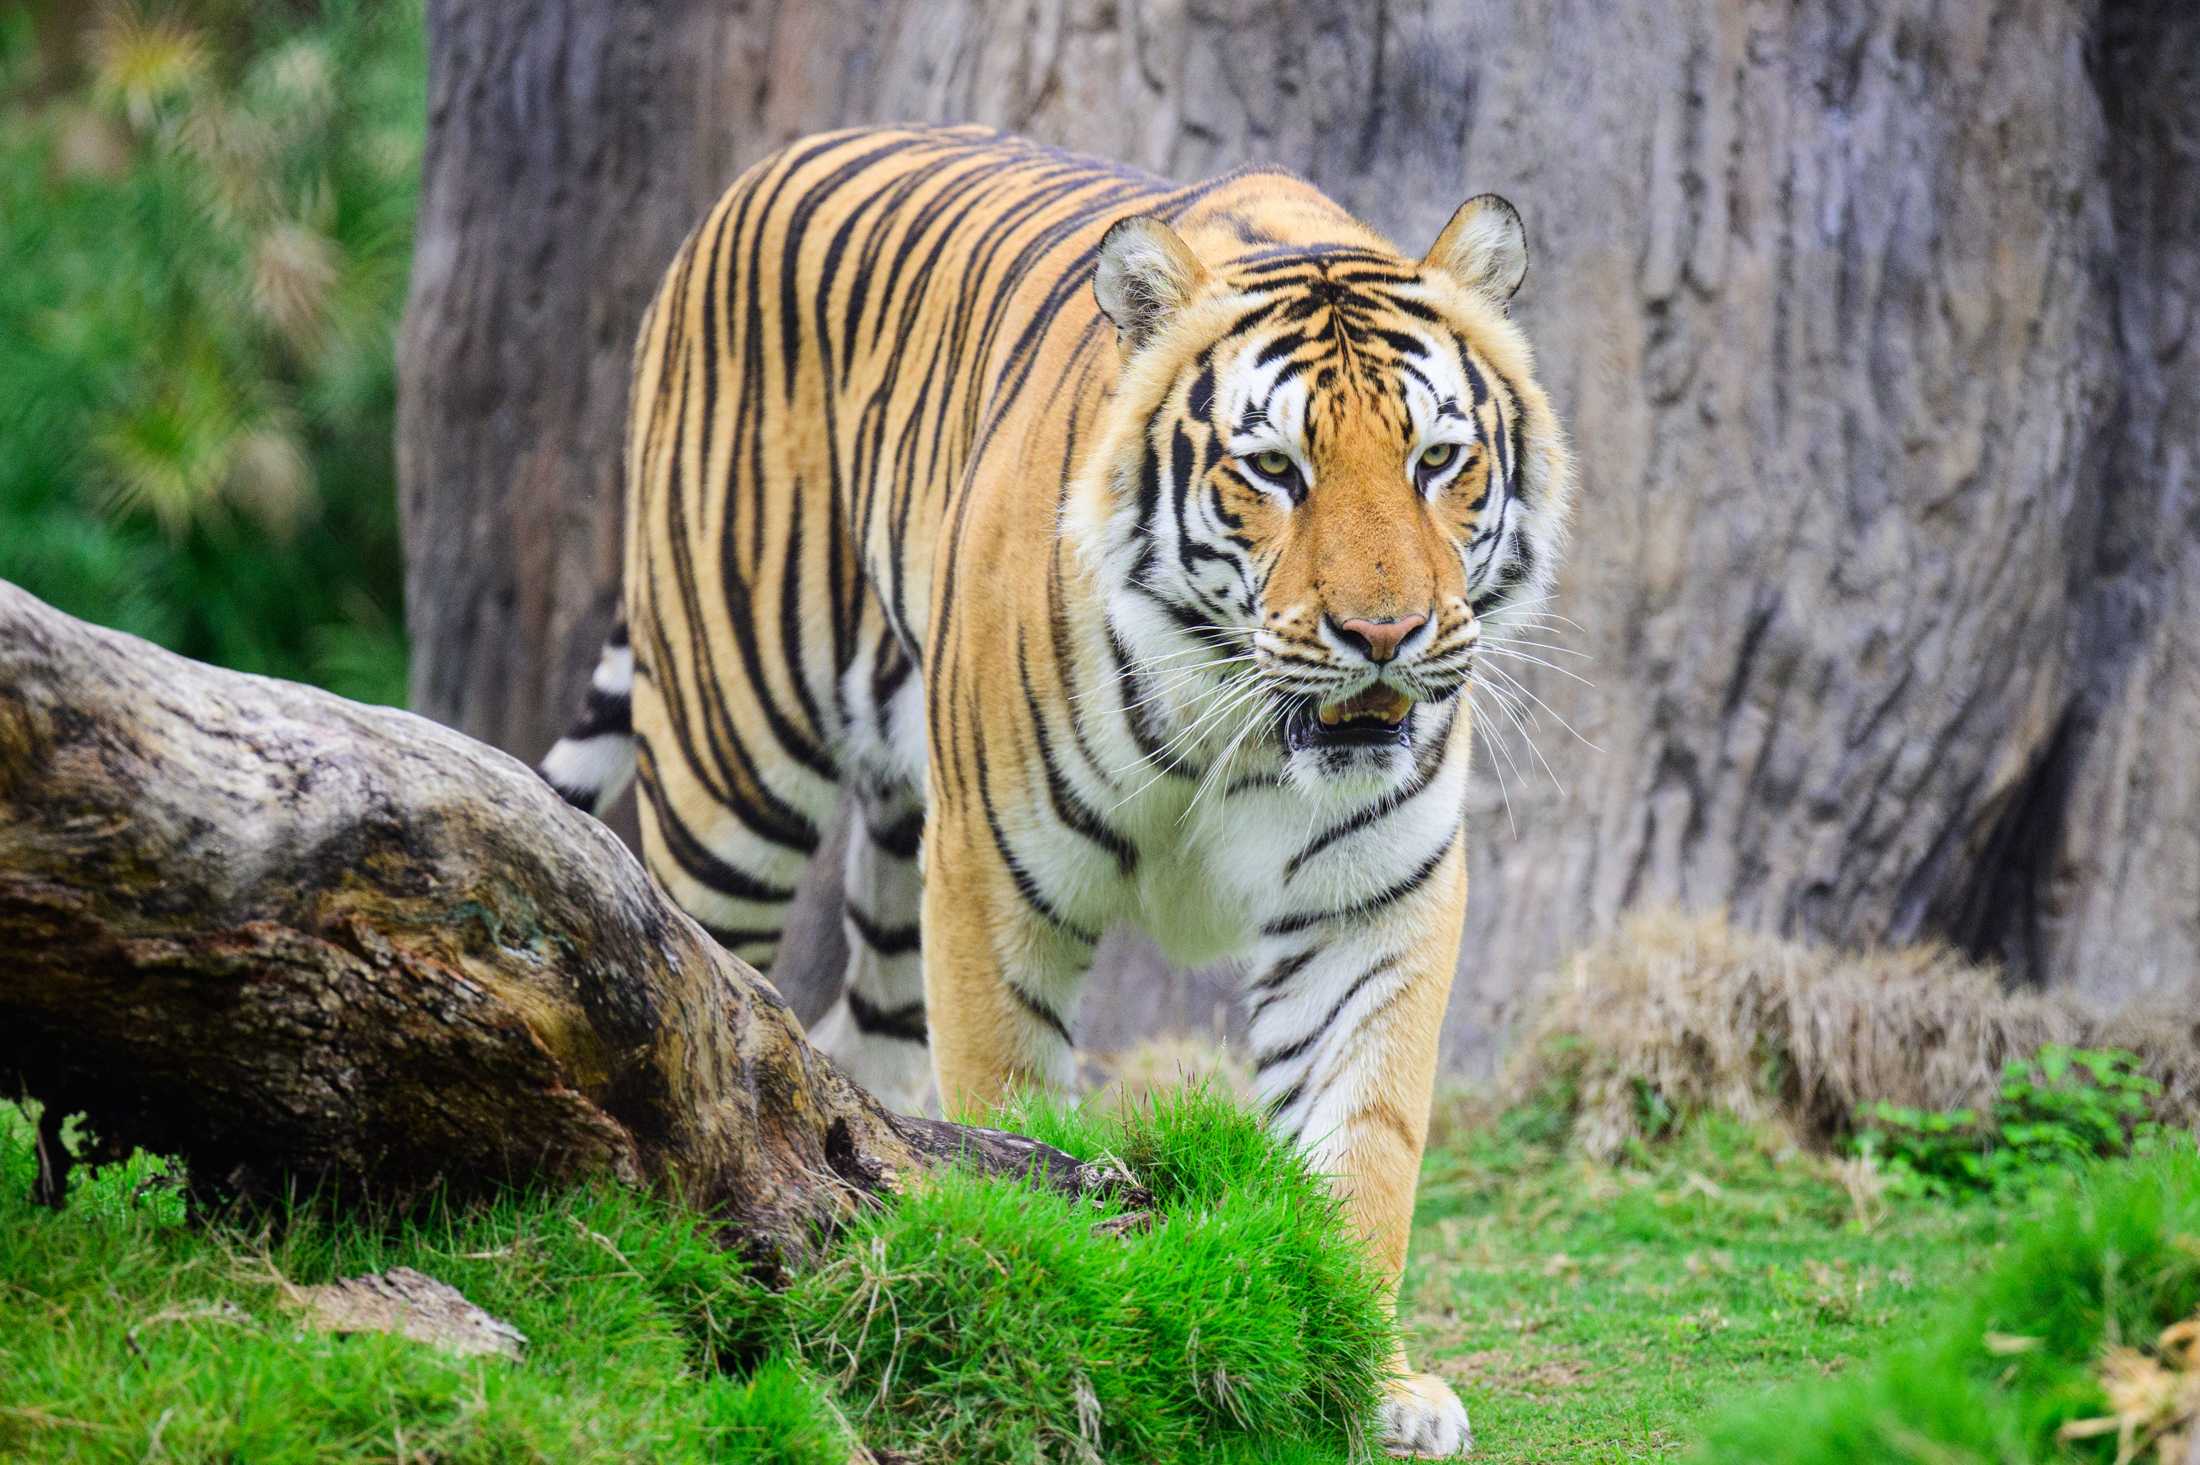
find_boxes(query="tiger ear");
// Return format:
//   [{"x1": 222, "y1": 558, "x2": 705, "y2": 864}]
[
  {"x1": 1094, "y1": 216, "x2": 1207, "y2": 352},
  {"x1": 1423, "y1": 194, "x2": 1528, "y2": 306}
]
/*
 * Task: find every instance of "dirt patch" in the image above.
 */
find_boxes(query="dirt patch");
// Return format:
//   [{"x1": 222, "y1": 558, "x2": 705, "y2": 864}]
[{"x1": 1437, "y1": 1349, "x2": 1601, "y2": 1401}]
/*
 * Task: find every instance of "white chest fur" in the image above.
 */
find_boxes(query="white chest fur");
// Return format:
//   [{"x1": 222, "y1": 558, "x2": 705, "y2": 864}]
[{"x1": 1061, "y1": 725, "x2": 1473, "y2": 967}]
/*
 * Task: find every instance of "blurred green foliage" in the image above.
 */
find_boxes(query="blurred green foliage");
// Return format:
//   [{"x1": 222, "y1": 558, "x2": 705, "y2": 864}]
[
  {"x1": 1849, "y1": 1045, "x2": 2167, "y2": 1199},
  {"x1": 0, "y1": 0, "x2": 421, "y2": 705}
]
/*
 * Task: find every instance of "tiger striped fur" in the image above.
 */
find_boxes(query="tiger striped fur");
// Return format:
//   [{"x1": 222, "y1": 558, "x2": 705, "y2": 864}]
[{"x1": 541, "y1": 124, "x2": 1574, "y2": 1457}]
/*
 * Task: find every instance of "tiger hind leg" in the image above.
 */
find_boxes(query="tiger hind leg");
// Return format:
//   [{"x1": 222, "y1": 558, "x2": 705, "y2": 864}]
[
  {"x1": 807, "y1": 774, "x2": 933, "y2": 1112},
  {"x1": 540, "y1": 621, "x2": 638, "y2": 816}
]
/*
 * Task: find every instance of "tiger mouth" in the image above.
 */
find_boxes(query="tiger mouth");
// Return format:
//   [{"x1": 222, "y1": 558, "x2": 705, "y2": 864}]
[{"x1": 1283, "y1": 684, "x2": 1414, "y2": 753}]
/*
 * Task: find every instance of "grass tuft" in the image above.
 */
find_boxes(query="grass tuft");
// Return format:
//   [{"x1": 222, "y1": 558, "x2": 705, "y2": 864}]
[
  {"x1": 1695, "y1": 1147, "x2": 2200, "y2": 1463},
  {"x1": 797, "y1": 1085, "x2": 1391, "y2": 1460}
]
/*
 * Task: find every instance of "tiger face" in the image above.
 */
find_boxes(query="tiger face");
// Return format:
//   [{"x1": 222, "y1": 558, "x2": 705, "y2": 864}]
[{"x1": 1079, "y1": 196, "x2": 1573, "y2": 796}]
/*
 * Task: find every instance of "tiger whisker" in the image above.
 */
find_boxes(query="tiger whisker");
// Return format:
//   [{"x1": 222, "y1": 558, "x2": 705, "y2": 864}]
[
  {"x1": 1080, "y1": 634, "x2": 1263, "y2": 701},
  {"x1": 1120, "y1": 628, "x2": 1264, "y2": 666},
  {"x1": 1120, "y1": 657, "x2": 1260, "y2": 709},
  {"x1": 1478, "y1": 661, "x2": 1601, "y2": 753},
  {"x1": 1083, "y1": 652, "x2": 1259, "y2": 709},
  {"x1": 1484, "y1": 606, "x2": 1583, "y2": 635},
  {"x1": 1479, "y1": 620, "x2": 1579, "y2": 647},
  {"x1": 1182, "y1": 684, "x2": 1276, "y2": 823},
  {"x1": 1472, "y1": 673, "x2": 1564, "y2": 796},
  {"x1": 1473, "y1": 645, "x2": 1597, "y2": 689},
  {"x1": 1107, "y1": 670, "x2": 1269, "y2": 793},
  {"x1": 1477, "y1": 632, "x2": 1591, "y2": 661},
  {"x1": 1110, "y1": 695, "x2": 1259, "y2": 810},
  {"x1": 1480, "y1": 597, "x2": 1582, "y2": 631},
  {"x1": 1464, "y1": 688, "x2": 1521, "y2": 837}
]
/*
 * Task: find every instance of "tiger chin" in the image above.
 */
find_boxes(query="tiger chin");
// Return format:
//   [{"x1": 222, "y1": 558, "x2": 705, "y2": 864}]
[{"x1": 541, "y1": 125, "x2": 1574, "y2": 1459}]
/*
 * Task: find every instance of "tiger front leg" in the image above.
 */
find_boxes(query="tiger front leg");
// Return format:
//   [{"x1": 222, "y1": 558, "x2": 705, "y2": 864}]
[
  {"x1": 918, "y1": 802, "x2": 1095, "y2": 1119},
  {"x1": 1245, "y1": 842, "x2": 1471, "y2": 1458}
]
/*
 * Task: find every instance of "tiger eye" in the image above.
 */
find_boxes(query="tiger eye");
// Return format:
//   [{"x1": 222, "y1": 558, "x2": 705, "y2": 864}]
[
  {"x1": 1418, "y1": 443, "x2": 1457, "y2": 471},
  {"x1": 1251, "y1": 449, "x2": 1294, "y2": 479}
]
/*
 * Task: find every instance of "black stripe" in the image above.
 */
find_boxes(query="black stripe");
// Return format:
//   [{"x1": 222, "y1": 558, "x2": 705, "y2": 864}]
[
  {"x1": 1248, "y1": 947, "x2": 1318, "y2": 1022},
  {"x1": 1254, "y1": 332, "x2": 1305, "y2": 369},
  {"x1": 847, "y1": 989, "x2": 928, "y2": 1043},
  {"x1": 564, "y1": 686, "x2": 632, "y2": 740},
  {"x1": 1102, "y1": 623, "x2": 1187, "y2": 776},
  {"x1": 1251, "y1": 947, "x2": 1318, "y2": 995},
  {"x1": 1045, "y1": 542, "x2": 1120, "y2": 793},
  {"x1": 1275, "y1": 954, "x2": 1431, "y2": 1129},
  {"x1": 1187, "y1": 359, "x2": 1215, "y2": 421},
  {"x1": 1018, "y1": 632, "x2": 1138, "y2": 875},
  {"x1": 546, "y1": 777, "x2": 599, "y2": 811},
  {"x1": 1255, "y1": 954, "x2": 1402, "y2": 1075},
  {"x1": 971, "y1": 718, "x2": 1100, "y2": 944},
  {"x1": 702, "y1": 922, "x2": 781, "y2": 951},
  {"x1": 845, "y1": 901, "x2": 921, "y2": 957},
  {"x1": 1009, "y1": 983, "x2": 1074, "y2": 1046},
  {"x1": 1262, "y1": 828, "x2": 1459, "y2": 937},
  {"x1": 1283, "y1": 731, "x2": 1452, "y2": 881},
  {"x1": 634, "y1": 742, "x2": 801, "y2": 903},
  {"x1": 868, "y1": 807, "x2": 925, "y2": 860}
]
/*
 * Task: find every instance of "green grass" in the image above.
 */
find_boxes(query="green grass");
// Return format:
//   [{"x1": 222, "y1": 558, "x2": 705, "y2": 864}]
[
  {"x1": 10, "y1": 1088, "x2": 2190, "y2": 1463},
  {"x1": 0, "y1": 1107, "x2": 851, "y2": 1463},
  {"x1": 818, "y1": 1090, "x2": 1392, "y2": 1460},
  {"x1": 1696, "y1": 1148, "x2": 2200, "y2": 1463},
  {"x1": 1400, "y1": 1103, "x2": 2015, "y2": 1462},
  {"x1": 0, "y1": 1089, "x2": 1390, "y2": 1463}
]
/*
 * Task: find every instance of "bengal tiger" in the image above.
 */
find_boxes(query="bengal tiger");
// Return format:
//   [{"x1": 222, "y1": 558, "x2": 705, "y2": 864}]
[{"x1": 541, "y1": 124, "x2": 1572, "y2": 1457}]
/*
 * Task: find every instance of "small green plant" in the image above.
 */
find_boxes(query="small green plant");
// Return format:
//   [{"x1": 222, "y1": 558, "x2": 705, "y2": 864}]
[
  {"x1": 1632, "y1": 1075, "x2": 1679, "y2": 1142},
  {"x1": 1850, "y1": 1045, "x2": 2164, "y2": 1199}
]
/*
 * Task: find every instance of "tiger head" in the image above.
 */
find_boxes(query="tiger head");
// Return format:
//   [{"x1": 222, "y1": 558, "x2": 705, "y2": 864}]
[{"x1": 1071, "y1": 190, "x2": 1574, "y2": 796}]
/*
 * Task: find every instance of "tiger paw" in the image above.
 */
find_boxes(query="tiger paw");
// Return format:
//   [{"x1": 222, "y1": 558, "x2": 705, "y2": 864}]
[{"x1": 1379, "y1": 1371, "x2": 1472, "y2": 1458}]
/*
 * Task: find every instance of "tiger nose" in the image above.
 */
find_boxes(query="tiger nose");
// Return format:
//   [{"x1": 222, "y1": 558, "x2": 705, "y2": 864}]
[{"x1": 1332, "y1": 613, "x2": 1428, "y2": 663}]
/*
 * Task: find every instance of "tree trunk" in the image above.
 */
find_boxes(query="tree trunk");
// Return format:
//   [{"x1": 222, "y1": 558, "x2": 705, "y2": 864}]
[
  {"x1": 2019, "y1": 0, "x2": 2200, "y2": 1005},
  {"x1": 0, "y1": 582, "x2": 1131, "y2": 1265},
  {"x1": 397, "y1": 1, "x2": 723, "y2": 772},
  {"x1": 398, "y1": 0, "x2": 2200, "y2": 1070}
]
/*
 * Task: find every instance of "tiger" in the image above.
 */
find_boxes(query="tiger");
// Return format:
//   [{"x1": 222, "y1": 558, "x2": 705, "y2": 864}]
[{"x1": 540, "y1": 124, "x2": 1573, "y2": 1457}]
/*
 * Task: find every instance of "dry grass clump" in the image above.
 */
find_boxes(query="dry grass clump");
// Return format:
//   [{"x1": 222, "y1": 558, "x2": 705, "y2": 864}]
[
  {"x1": 2060, "y1": 1313, "x2": 2200, "y2": 1462},
  {"x1": 1502, "y1": 908, "x2": 2200, "y2": 1158},
  {"x1": 1087, "y1": 1033, "x2": 1253, "y2": 1112}
]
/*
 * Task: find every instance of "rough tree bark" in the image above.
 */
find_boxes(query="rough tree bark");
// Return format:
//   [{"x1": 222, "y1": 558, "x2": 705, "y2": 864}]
[
  {"x1": 2017, "y1": 0, "x2": 2200, "y2": 1003},
  {"x1": 0, "y1": 582, "x2": 1129, "y2": 1264},
  {"x1": 399, "y1": 0, "x2": 2199, "y2": 1069}
]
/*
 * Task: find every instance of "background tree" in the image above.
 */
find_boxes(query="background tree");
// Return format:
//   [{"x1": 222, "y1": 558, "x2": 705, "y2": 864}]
[{"x1": 399, "y1": 0, "x2": 2199, "y2": 1067}]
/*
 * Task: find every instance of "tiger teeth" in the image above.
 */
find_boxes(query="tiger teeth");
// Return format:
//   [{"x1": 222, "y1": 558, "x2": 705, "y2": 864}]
[{"x1": 1316, "y1": 686, "x2": 1412, "y2": 727}]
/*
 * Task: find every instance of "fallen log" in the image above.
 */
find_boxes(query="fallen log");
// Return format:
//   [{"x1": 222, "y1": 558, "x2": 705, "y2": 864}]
[{"x1": 0, "y1": 580, "x2": 1122, "y2": 1268}]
